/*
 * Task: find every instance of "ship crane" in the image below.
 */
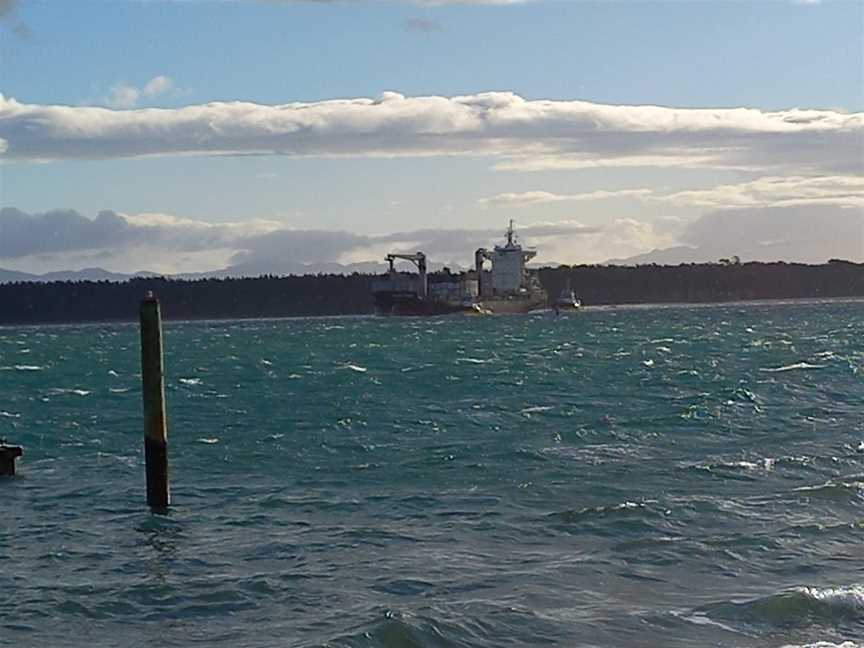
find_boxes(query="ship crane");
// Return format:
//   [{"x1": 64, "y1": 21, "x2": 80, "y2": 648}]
[{"x1": 386, "y1": 252, "x2": 427, "y2": 298}]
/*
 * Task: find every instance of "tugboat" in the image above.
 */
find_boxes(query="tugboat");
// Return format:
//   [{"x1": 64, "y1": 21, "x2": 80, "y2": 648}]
[
  {"x1": 372, "y1": 221, "x2": 547, "y2": 316},
  {"x1": 553, "y1": 278, "x2": 582, "y2": 314}
]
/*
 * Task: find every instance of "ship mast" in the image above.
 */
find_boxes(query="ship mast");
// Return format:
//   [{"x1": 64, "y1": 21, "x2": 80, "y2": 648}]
[{"x1": 506, "y1": 219, "x2": 515, "y2": 247}]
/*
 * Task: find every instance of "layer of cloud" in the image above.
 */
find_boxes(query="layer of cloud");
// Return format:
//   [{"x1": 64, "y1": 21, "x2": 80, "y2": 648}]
[
  {"x1": 105, "y1": 76, "x2": 175, "y2": 109},
  {"x1": 3, "y1": 201, "x2": 860, "y2": 276},
  {"x1": 481, "y1": 175, "x2": 864, "y2": 211},
  {"x1": 479, "y1": 189, "x2": 653, "y2": 208},
  {"x1": 653, "y1": 175, "x2": 864, "y2": 209},
  {"x1": 1, "y1": 92, "x2": 860, "y2": 175},
  {"x1": 0, "y1": 207, "x2": 281, "y2": 259},
  {"x1": 0, "y1": 208, "x2": 616, "y2": 275}
]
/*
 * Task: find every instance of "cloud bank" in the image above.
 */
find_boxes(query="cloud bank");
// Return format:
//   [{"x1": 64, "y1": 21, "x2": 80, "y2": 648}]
[
  {"x1": 0, "y1": 207, "x2": 636, "y2": 275},
  {"x1": 480, "y1": 175, "x2": 864, "y2": 210},
  {"x1": 2, "y1": 204, "x2": 860, "y2": 277},
  {"x1": 611, "y1": 205, "x2": 863, "y2": 265},
  {"x1": 1, "y1": 92, "x2": 860, "y2": 174}
]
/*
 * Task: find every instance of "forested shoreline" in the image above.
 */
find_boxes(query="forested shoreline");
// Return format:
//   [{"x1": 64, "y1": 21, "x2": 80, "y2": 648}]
[{"x1": 0, "y1": 260, "x2": 861, "y2": 324}]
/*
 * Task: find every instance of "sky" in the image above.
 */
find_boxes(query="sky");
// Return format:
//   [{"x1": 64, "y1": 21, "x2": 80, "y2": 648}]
[{"x1": 0, "y1": 0, "x2": 862, "y2": 275}]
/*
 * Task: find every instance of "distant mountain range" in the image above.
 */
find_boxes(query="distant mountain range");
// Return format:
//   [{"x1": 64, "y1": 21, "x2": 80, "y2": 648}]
[
  {"x1": 0, "y1": 261, "x2": 399, "y2": 284},
  {"x1": 0, "y1": 254, "x2": 490, "y2": 283},
  {"x1": 0, "y1": 267, "x2": 159, "y2": 283},
  {"x1": 604, "y1": 246, "x2": 710, "y2": 266}
]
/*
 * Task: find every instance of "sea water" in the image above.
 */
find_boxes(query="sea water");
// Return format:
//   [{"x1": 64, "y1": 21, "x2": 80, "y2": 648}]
[{"x1": 1, "y1": 300, "x2": 862, "y2": 647}]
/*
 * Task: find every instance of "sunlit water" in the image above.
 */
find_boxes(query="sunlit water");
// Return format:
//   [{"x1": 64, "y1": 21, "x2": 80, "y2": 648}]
[{"x1": 2, "y1": 300, "x2": 863, "y2": 647}]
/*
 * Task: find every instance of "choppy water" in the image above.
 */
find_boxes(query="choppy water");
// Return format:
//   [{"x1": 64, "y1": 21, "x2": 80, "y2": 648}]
[{"x1": 2, "y1": 300, "x2": 863, "y2": 648}]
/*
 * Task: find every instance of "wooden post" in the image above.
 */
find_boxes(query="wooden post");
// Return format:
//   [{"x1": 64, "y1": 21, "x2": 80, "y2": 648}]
[
  {"x1": 140, "y1": 291, "x2": 170, "y2": 511},
  {"x1": 0, "y1": 444, "x2": 23, "y2": 476}
]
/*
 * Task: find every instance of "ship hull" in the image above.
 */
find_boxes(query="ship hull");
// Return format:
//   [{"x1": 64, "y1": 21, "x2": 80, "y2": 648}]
[
  {"x1": 373, "y1": 291, "x2": 466, "y2": 316},
  {"x1": 554, "y1": 300, "x2": 582, "y2": 313},
  {"x1": 477, "y1": 294, "x2": 548, "y2": 314}
]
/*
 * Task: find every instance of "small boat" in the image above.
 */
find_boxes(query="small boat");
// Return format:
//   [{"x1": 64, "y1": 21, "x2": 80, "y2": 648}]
[
  {"x1": 554, "y1": 280, "x2": 581, "y2": 314},
  {"x1": 465, "y1": 302, "x2": 493, "y2": 316}
]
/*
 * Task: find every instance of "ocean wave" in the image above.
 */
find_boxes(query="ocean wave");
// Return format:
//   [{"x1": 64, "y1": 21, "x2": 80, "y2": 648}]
[
  {"x1": 699, "y1": 585, "x2": 864, "y2": 629},
  {"x1": 340, "y1": 364, "x2": 368, "y2": 373},
  {"x1": 46, "y1": 387, "x2": 91, "y2": 397},
  {"x1": 760, "y1": 362, "x2": 828, "y2": 373},
  {"x1": 325, "y1": 611, "x2": 464, "y2": 648},
  {"x1": 547, "y1": 501, "x2": 668, "y2": 536},
  {"x1": 520, "y1": 405, "x2": 553, "y2": 415},
  {"x1": 323, "y1": 605, "x2": 555, "y2": 648},
  {"x1": 794, "y1": 477, "x2": 864, "y2": 500},
  {"x1": 685, "y1": 458, "x2": 776, "y2": 474},
  {"x1": 5, "y1": 364, "x2": 45, "y2": 371},
  {"x1": 780, "y1": 642, "x2": 860, "y2": 648}
]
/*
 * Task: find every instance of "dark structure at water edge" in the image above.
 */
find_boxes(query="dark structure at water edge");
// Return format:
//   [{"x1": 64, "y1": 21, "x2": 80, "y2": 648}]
[
  {"x1": 0, "y1": 444, "x2": 23, "y2": 476},
  {"x1": 0, "y1": 260, "x2": 862, "y2": 324}
]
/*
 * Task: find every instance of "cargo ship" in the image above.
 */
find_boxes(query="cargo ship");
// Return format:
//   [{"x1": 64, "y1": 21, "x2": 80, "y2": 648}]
[{"x1": 372, "y1": 221, "x2": 548, "y2": 316}]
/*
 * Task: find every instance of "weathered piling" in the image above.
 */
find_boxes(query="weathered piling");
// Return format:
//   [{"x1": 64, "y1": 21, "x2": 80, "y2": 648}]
[
  {"x1": 0, "y1": 444, "x2": 23, "y2": 476},
  {"x1": 140, "y1": 292, "x2": 170, "y2": 510}
]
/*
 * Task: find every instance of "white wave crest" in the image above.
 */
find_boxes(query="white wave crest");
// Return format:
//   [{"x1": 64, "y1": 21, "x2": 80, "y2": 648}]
[{"x1": 760, "y1": 362, "x2": 827, "y2": 373}]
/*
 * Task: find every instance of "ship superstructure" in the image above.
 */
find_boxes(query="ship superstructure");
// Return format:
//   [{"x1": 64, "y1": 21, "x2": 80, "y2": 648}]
[
  {"x1": 473, "y1": 220, "x2": 547, "y2": 313},
  {"x1": 372, "y1": 221, "x2": 547, "y2": 316}
]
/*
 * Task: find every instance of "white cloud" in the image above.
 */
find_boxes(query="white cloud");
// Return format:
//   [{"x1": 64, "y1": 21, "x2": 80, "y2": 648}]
[
  {"x1": 480, "y1": 175, "x2": 864, "y2": 211},
  {"x1": 106, "y1": 84, "x2": 141, "y2": 109},
  {"x1": 653, "y1": 175, "x2": 864, "y2": 209},
  {"x1": 479, "y1": 188, "x2": 653, "y2": 208},
  {"x1": 142, "y1": 75, "x2": 174, "y2": 97},
  {"x1": 493, "y1": 152, "x2": 737, "y2": 172},
  {"x1": 1, "y1": 92, "x2": 859, "y2": 176},
  {"x1": 104, "y1": 75, "x2": 175, "y2": 109}
]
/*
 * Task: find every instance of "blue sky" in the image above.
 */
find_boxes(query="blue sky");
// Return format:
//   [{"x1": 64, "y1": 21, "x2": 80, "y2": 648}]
[
  {"x1": 6, "y1": 1, "x2": 862, "y2": 109},
  {"x1": 0, "y1": 0, "x2": 862, "y2": 274}
]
